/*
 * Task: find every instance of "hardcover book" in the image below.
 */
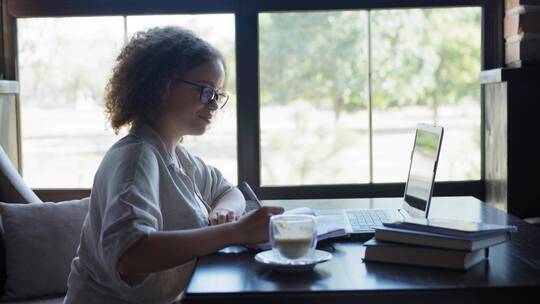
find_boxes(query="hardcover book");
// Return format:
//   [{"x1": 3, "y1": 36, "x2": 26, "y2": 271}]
[
  {"x1": 383, "y1": 218, "x2": 517, "y2": 239},
  {"x1": 363, "y1": 238, "x2": 489, "y2": 270},
  {"x1": 374, "y1": 226, "x2": 511, "y2": 251}
]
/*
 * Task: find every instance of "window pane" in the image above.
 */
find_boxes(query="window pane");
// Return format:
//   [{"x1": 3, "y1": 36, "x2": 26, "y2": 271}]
[
  {"x1": 371, "y1": 8, "x2": 481, "y2": 182},
  {"x1": 18, "y1": 17, "x2": 125, "y2": 188},
  {"x1": 259, "y1": 12, "x2": 369, "y2": 186},
  {"x1": 127, "y1": 14, "x2": 237, "y2": 183},
  {"x1": 18, "y1": 15, "x2": 237, "y2": 188}
]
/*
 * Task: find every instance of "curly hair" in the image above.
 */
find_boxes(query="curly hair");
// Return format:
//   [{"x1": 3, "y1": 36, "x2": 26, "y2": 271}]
[{"x1": 104, "y1": 26, "x2": 226, "y2": 134}]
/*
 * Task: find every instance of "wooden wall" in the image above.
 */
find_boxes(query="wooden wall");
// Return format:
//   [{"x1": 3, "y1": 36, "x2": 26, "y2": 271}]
[
  {"x1": 482, "y1": 67, "x2": 540, "y2": 218},
  {"x1": 0, "y1": 80, "x2": 19, "y2": 171}
]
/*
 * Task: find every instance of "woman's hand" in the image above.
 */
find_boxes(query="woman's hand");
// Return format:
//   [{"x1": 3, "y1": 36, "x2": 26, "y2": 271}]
[
  {"x1": 232, "y1": 206, "x2": 284, "y2": 244},
  {"x1": 208, "y1": 188, "x2": 246, "y2": 225},
  {"x1": 118, "y1": 205, "x2": 284, "y2": 275},
  {"x1": 209, "y1": 208, "x2": 238, "y2": 225}
]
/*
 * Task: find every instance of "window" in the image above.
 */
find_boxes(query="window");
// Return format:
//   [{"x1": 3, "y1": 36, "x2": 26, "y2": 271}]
[
  {"x1": 259, "y1": 7, "x2": 481, "y2": 186},
  {"x1": 6, "y1": 0, "x2": 497, "y2": 199},
  {"x1": 259, "y1": 11, "x2": 370, "y2": 186},
  {"x1": 17, "y1": 14, "x2": 237, "y2": 188},
  {"x1": 371, "y1": 8, "x2": 481, "y2": 183},
  {"x1": 18, "y1": 17, "x2": 124, "y2": 188}
]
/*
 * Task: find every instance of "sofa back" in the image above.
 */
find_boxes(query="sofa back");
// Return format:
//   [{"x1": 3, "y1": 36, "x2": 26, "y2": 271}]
[{"x1": 0, "y1": 145, "x2": 43, "y2": 297}]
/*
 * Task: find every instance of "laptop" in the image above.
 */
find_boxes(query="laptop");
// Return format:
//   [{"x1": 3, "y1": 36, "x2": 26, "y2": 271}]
[
  {"x1": 240, "y1": 123, "x2": 443, "y2": 238},
  {"x1": 318, "y1": 123, "x2": 444, "y2": 237}
]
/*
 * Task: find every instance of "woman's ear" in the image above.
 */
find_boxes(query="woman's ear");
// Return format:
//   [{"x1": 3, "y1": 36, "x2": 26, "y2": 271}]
[{"x1": 160, "y1": 80, "x2": 175, "y2": 103}]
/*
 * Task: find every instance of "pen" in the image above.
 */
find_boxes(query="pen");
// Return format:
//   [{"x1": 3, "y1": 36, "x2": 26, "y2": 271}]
[{"x1": 239, "y1": 181, "x2": 262, "y2": 208}]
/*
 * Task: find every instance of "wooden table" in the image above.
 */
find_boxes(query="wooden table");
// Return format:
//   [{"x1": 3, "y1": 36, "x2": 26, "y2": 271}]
[{"x1": 183, "y1": 197, "x2": 540, "y2": 304}]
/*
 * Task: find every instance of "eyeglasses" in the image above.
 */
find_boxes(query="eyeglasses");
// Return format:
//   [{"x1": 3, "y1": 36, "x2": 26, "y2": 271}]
[{"x1": 178, "y1": 79, "x2": 229, "y2": 109}]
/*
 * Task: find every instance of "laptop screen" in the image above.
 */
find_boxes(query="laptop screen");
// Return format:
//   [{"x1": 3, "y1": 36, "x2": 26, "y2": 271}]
[{"x1": 403, "y1": 126, "x2": 443, "y2": 215}]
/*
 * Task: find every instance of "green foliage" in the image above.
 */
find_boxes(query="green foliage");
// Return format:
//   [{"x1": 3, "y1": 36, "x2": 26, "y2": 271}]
[
  {"x1": 260, "y1": 11, "x2": 369, "y2": 119},
  {"x1": 259, "y1": 8, "x2": 481, "y2": 120}
]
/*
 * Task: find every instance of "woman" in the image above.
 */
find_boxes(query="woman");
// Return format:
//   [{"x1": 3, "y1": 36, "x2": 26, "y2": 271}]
[{"x1": 64, "y1": 26, "x2": 283, "y2": 304}]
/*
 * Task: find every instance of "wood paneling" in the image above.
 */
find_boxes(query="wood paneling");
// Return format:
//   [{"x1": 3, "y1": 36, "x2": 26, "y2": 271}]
[
  {"x1": 0, "y1": 80, "x2": 19, "y2": 173},
  {"x1": 482, "y1": 0, "x2": 505, "y2": 69},
  {"x1": 481, "y1": 67, "x2": 540, "y2": 218},
  {"x1": 6, "y1": 0, "x2": 238, "y2": 17},
  {"x1": 261, "y1": 181, "x2": 485, "y2": 200},
  {"x1": 484, "y1": 82, "x2": 508, "y2": 211},
  {"x1": 6, "y1": 0, "x2": 487, "y2": 17},
  {"x1": 235, "y1": 12, "x2": 260, "y2": 188}
]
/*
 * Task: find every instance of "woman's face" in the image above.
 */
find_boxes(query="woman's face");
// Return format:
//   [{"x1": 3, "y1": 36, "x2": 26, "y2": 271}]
[{"x1": 161, "y1": 59, "x2": 226, "y2": 136}]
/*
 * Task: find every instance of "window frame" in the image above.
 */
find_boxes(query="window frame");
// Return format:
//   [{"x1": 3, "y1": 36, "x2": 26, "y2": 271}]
[{"x1": 1, "y1": 0, "x2": 503, "y2": 200}]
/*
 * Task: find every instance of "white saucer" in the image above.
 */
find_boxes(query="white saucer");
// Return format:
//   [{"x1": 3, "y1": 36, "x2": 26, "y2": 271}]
[{"x1": 254, "y1": 249, "x2": 332, "y2": 272}]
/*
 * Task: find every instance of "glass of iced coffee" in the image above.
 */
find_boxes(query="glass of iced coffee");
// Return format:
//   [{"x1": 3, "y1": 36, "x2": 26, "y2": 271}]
[{"x1": 270, "y1": 214, "x2": 317, "y2": 262}]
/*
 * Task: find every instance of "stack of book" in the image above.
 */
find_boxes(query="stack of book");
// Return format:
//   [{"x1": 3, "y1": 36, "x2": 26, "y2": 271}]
[
  {"x1": 363, "y1": 218, "x2": 517, "y2": 270},
  {"x1": 504, "y1": 0, "x2": 540, "y2": 67}
]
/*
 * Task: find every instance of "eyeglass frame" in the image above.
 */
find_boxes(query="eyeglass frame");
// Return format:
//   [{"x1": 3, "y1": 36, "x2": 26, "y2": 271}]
[{"x1": 177, "y1": 79, "x2": 230, "y2": 109}]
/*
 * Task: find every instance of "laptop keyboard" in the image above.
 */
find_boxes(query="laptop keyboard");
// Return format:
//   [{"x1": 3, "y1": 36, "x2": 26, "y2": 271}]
[{"x1": 346, "y1": 209, "x2": 392, "y2": 232}]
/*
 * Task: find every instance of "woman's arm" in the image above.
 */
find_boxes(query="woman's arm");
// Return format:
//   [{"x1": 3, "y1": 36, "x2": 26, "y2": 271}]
[
  {"x1": 118, "y1": 205, "x2": 283, "y2": 276},
  {"x1": 209, "y1": 187, "x2": 246, "y2": 225}
]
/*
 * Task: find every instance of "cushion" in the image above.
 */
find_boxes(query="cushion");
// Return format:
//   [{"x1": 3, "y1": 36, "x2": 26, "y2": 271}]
[
  {"x1": 0, "y1": 216, "x2": 5, "y2": 296},
  {"x1": 0, "y1": 145, "x2": 43, "y2": 295},
  {"x1": 1, "y1": 295, "x2": 65, "y2": 304},
  {"x1": 0, "y1": 198, "x2": 89, "y2": 301}
]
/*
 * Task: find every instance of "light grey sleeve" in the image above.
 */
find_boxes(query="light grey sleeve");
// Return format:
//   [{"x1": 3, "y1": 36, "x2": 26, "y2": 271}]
[
  {"x1": 99, "y1": 145, "x2": 162, "y2": 290},
  {"x1": 189, "y1": 154, "x2": 234, "y2": 208}
]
